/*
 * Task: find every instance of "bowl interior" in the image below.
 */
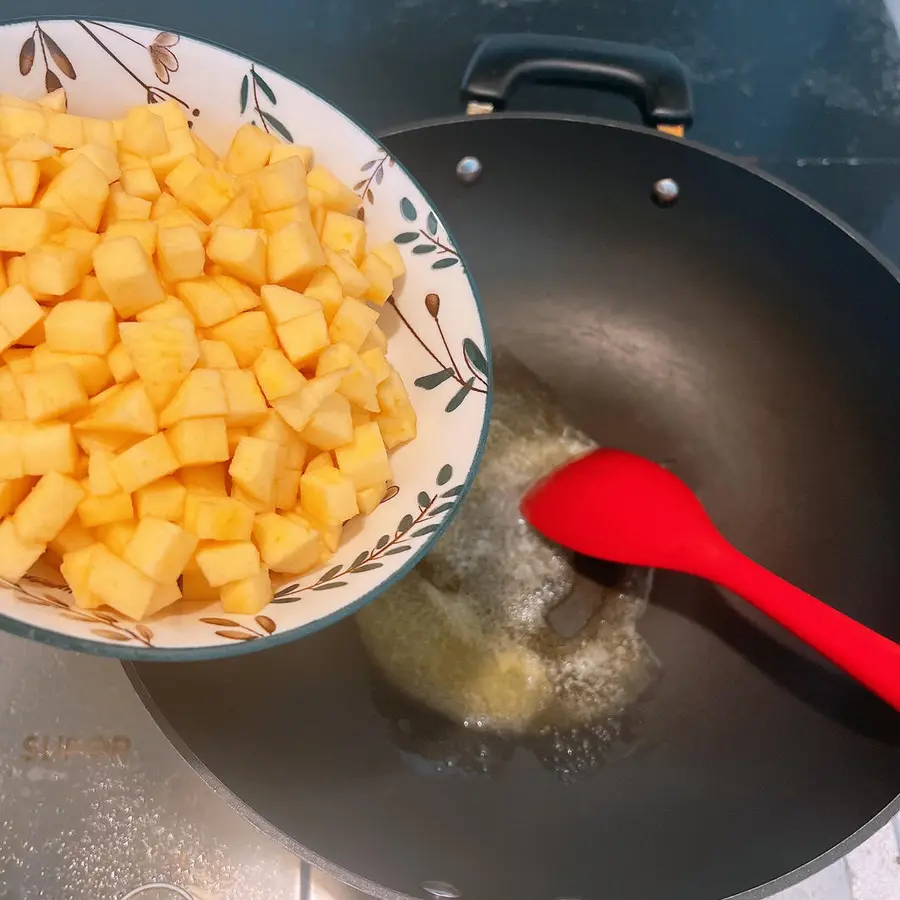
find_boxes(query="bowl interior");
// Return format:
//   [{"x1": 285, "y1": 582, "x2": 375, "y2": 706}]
[{"x1": 0, "y1": 18, "x2": 490, "y2": 658}]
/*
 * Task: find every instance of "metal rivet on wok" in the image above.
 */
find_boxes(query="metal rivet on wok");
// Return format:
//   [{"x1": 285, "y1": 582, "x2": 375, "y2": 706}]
[
  {"x1": 652, "y1": 177, "x2": 679, "y2": 206},
  {"x1": 456, "y1": 156, "x2": 482, "y2": 184},
  {"x1": 421, "y1": 881, "x2": 462, "y2": 898}
]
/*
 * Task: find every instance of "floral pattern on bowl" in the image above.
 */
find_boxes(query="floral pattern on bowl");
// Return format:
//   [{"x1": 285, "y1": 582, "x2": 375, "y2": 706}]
[{"x1": 0, "y1": 18, "x2": 490, "y2": 659}]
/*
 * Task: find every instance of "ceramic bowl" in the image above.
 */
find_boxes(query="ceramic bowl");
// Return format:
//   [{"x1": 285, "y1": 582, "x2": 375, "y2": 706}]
[{"x1": 0, "y1": 17, "x2": 490, "y2": 659}]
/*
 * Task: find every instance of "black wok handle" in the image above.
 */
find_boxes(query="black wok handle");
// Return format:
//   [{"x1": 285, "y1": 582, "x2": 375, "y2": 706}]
[{"x1": 461, "y1": 33, "x2": 693, "y2": 135}]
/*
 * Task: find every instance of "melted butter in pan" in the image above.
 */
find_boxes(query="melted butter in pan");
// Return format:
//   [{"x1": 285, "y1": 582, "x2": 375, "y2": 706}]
[{"x1": 357, "y1": 351, "x2": 658, "y2": 737}]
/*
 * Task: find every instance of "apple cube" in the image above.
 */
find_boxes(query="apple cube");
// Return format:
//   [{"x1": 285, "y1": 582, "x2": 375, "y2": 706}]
[
  {"x1": 207, "y1": 226, "x2": 266, "y2": 286},
  {"x1": 181, "y1": 566, "x2": 219, "y2": 602},
  {"x1": 108, "y1": 343, "x2": 137, "y2": 384},
  {"x1": 229, "y1": 436, "x2": 278, "y2": 503},
  {"x1": 329, "y1": 297, "x2": 379, "y2": 351},
  {"x1": 93, "y1": 236, "x2": 165, "y2": 317},
  {"x1": 304, "y1": 267, "x2": 343, "y2": 322},
  {"x1": 153, "y1": 207, "x2": 208, "y2": 244},
  {"x1": 24, "y1": 243, "x2": 81, "y2": 296},
  {"x1": 300, "y1": 466, "x2": 358, "y2": 524},
  {"x1": 198, "y1": 340, "x2": 238, "y2": 369},
  {"x1": 77, "y1": 489, "x2": 134, "y2": 528},
  {"x1": 224, "y1": 123, "x2": 278, "y2": 175},
  {"x1": 260, "y1": 284, "x2": 321, "y2": 326},
  {"x1": 321, "y1": 211, "x2": 366, "y2": 263},
  {"x1": 7, "y1": 134, "x2": 56, "y2": 161},
  {"x1": 49, "y1": 517, "x2": 95, "y2": 556},
  {"x1": 274, "y1": 468, "x2": 302, "y2": 510},
  {"x1": 334, "y1": 422, "x2": 391, "y2": 490},
  {"x1": 111, "y1": 432, "x2": 179, "y2": 493},
  {"x1": 0, "y1": 475, "x2": 34, "y2": 517},
  {"x1": 211, "y1": 191, "x2": 253, "y2": 230},
  {"x1": 60, "y1": 543, "x2": 104, "y2": 608},
  {"x1": 357, "y1": 482, "x2": 388, "y2": 515},
  {"x1": 63, "y1": 143, "x2": 120, "y2": 183},
  {"x1": 12, "y1": 471, "x2": 84, "y2": 543},
  {"x1": 0, "y1": 518, "x2": 45, "y2": 581},
  {"x1": 75, "y1": 381, "x2": 158, "y2": 435},
  {"x1": 120, "y1": 164, "x2": 161, "y2": 201},
  {"x1": 317, "y1": 342, "x2": 379, "y2": 412},
  {"x1": 214, "y1": 274, "x2": 260, "y2": 313},
  {"x1": 124, "y1": 516, "x2": 197, "y2": 583},
  {"x1": 162, "y1": 157, "x2": 205, "y2": 199},
  {"x1": 0, "y1": 107, "x2": 47, "y2": 140},
  {"x1": 136, "y1": 297, "x2": 193, "y2": 324},
  {"x1": 183, "y1": 494, "x2": 254, "y2": 541},
  {"x1": 207, "y1": 310, "x2": 276, "y2": 367},
  {"x1": 175, "y1": 277, "x2": 238, "y2": 327},
  {"x1": 86, "y1": 544, "x2": 160, "y2": 620},
  {"x1": 250, "y1": 156, "x2": 308, "y2": 212},
  {"x1": 180, "y1": 168, "x2": 238, "y2": 223},
  {"x1": 45, "y1": 113, "x2": 85, "y2": 150},
  {"x1": 276, "y1": 310, "x2": 329, "y2": 367},
  {"x1": 0, "y1": 208, "x2": 54, "y2": 253},
  {"x1": 0, "y1": 368, "x2": 25, "y2": 419},
  {"x1": 302, "y1": 393, "x2": 353, "y2": 451},
  {"x1": 304, "y1": 450, "x2": 334, "y2": 473},
  {"x1": 95, "y1": 520, "x2": 139, "y2": 556},
  {"x1": 105, "y1": 184, "x2": 153, "y2": 223},
  {"x1": 195, "y1": 541, "x2": 260, "y2": 588},
  {"x1": 134, "y1": 475, "x2": 186, "y2": 522},
  {"x1": 272, "y1": 371, "x2": 342, "y2": 432},
  {"x1": 359, "y1": 253, "x2": 394, "y2": 305},
  {"x1": 46, "y1": 155, "x2": 109, "y2": 231},
  {"x1": 30, "y1": 348, "x2": 112, "y2": 397},
  {"x1": 21, "y1": 422, "x2": 78, "y2": 475},
  {"x1": 167, "y1": 416, "x2": 229, "y2": 467},
  {"x1": 121, "y1": 107, "x2": 170, "y2": 158},
  {"x1": 222, "y1": 368, "x2": 267, "y2": 426},
  {"x1": 0, "y1": 284, "x2": 44, "y2": 349},
  {"x1": 20, "y1": 364, "x2": 88, "y2": 422},
  {"x1": 253, "y1": 347, "x2": 306, "y2": 402},
  {"x1": 220, "y1": 568, "x2": 273, "y2": 615},
  {"x1": 269, "y1": 143, "x2": 313, "y2": 169},
  {"x1": 360, "y1": 348, "x2": 391, "y2": 385},
  {"x1": 179, "y1": 462, "x2": 227, "y2": 496},
  {"x1": 231, "y1": 483, "x2": 275, "y2": 513},
  {"x1": 253, "y1": 512, "x2": 323, "y2": 574},
  {"x1": 88, "y1": 449, "x2": 120, "y2": 496},
  {"x1": 159, "y1": 369, "x2": 228, "y2": 428},
  {"x1": 103, "y1": 220, "x2": 158, "y2": 257},
  {"x1": 377, "y1": 413, "x2": 418, "y2": 450},
  {"x1": 44, "y1": 300, "x2": 116, "y2": 355},
  {"x1": 267, "y1": 217, "x2": 325, "y2": 288},
  {"x1": 306, "y1": 166, "x2": 360, "y2": 214},
  {"x1": 257, "y1": 204, "x2": 306, "y2": 235}
]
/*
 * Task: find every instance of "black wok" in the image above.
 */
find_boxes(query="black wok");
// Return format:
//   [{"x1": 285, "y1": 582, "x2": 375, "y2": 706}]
[{"x1": 130, "y1": 35, "x2": 900, "y2": 900}]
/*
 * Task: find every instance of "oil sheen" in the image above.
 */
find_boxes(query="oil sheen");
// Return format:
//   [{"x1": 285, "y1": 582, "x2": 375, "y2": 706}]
[{"x1": 357, "y1": 351, "x2": 657, "y2": 735}]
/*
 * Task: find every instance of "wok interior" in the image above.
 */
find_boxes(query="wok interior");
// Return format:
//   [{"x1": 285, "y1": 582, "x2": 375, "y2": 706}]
[{"x1": 131, "y1": 118, "x2": 900, "y2": 900}]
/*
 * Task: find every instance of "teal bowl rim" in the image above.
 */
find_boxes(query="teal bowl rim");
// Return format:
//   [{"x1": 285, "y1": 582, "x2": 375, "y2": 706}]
[{"x1": 0, "y1": 14, "x2": 493, "y2": 661}]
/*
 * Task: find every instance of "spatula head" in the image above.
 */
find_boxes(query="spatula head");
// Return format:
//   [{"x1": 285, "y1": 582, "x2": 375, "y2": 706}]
[{"x1": 520, "y1": 449, "x2": 723, "y2": 572}]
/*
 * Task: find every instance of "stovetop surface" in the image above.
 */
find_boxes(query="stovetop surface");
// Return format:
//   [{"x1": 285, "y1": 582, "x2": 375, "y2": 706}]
[{"x1": 3, "y1": 1, "x2": 900, "y2": 898}]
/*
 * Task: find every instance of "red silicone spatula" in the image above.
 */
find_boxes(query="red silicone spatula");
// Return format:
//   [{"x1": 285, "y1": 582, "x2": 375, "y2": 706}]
[{"x1": 521, "y1": 448, "x2": 900, "y2": 711}]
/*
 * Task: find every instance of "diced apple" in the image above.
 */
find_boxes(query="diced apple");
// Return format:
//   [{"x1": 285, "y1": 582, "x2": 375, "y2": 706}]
[
  {"x1": 120, "y1": 164, "x2": 161, "y2": 201},
  {"x1": 267, "y1": 217, "x2": 325, "y2": 289},
  {"x1": 272, "y1": 371, "x2": 342, "y2": 433},
  {"x1": 0, "y1": 475, "x2": 34, "y2": 517},
  {"x1": 359, "y1": 252, "x2": 394, "y2": 305},
  {"x1": 88, "y1": 448, "x2": 120, "y2": 496},
  {"x1": 220, "y1": 567, "x2": 273, "y2": 615},
  {"x1": 0, "y1": 517, "x2": 45, "y2": 581},
  {"x1": 20, "y1": 364, "x2": 88, "y2": 422},
  {"x1": 357, "y1": 482, "x2": 388, "y2": 515},
  {"x1": 60, "y1": 543, "x2": 104, "y2": 609},
  {"x1": 377, "y1": 413, "x2": 417, "y2": 450},
  {"x1": 207, "y1": 226, "x2": 266, "y2": 286},
  {"x1": 159, "y1": 369, "x2": 228, "y2": 428},
  {"x1": 6, "y1": 159, "x2": 40, "y2": 205},
  {"x1": 211, "y1": 191, "x2": 253, "y2": 230},
  {"x1": 224, "y1": 124, "x2": 278, "y2": 176},
  {"x1": 206, "y1": 310, "x2": 276, "y2": 367},
  {"x1": 179, "y1": 462, "x2": 228, "y2": 496},
  {"x1": 334, "y1": 422, "x2": 392, "y2": 490},
  {"x1": 222, "y1": 368, "x2": 267, "y2": 426},
  {"x1": 195, "y1": 540, "x2": 260, "y2": 588},
  {"x1": 124, "y1": 516, "x2": 197, "y2": 582},
  {"x1": 111, "y1": 432, "x2": 179, "y2": 493},
  {"x1": 253, "y1": 512, "x2": 323, "y2": 574},
  {"x1": 93, "y1": 236, "x2": 165, "y2": 317},
  {"x1": 323, "y1": 248, "x2": 370, "y2": 301},
  {"x1": 108, "y1": 343, "x2": 136, "y2": 384},
  {"x1": 213, "y1": 274, "x2": 260, "y2": 313},
  {"x1": 24, "y1": 243, "x2": 81, "y2": 296},
  {"x1": 105, "y1": 183, "x2": 153, "y2": 224},
  {"x1": 0, "y1": 208, "x2": 53, "y2": 253},
  {"x1": 250, "y1": 156, "x2": 307, "y2": 212},
  {"x1": 75, "y1": 380, "x2": 157, "y2": 435},
  {"x1": 179, "y1": 167, "x2": 238, "y2": 223},
  {"x1": 77, "y1": 489, "x2": 134, "y2": 528},
  {"x1": 135, "y1": 297, "x2": 193, "y2": 323},
  {"x1": 276, "y1": 310, "x2": 329, "y2": 367},
  {"x1": 260, "y1": 284, "x2": 321, "y2": 325},
  {"x1": 48, "y1": 517, "x2": 94, "y2": 556},
  {"x1": 300, "y1": 465, "x2": 358, "y2": 524},
  {"x1": 167, "y1": 416, "x2": 229, "y2": 466},
  {"x1": 320, "y1": 211, "x2": 366, "y2": 263},
  {"x1": 21, "y1": 421, "x2": 78, "y2": 475},
  {"x1": 44, "y1": 300, "x2": 116, "y2": 355},
  {"x1": 183, "y1": 494, "x2": 254, "y2": 541},
  {"x1": 302, "y1": 392, "x2": 353, "y2": 450},
  {"x1": 12, "y1": 471, "x2": 84, "y2": 543},
  {"x1": 95, "y1": 520, "x2": 139, "y2": 556},
  {"x1": 134, "y1": 475, "x2": 186, "y2": 522},
  {"x1": 306, "y1": 166, "x2": 360, "y2": 214},
  {"x1": 86, "y1": 543, "x2": 158, "y2": 620},
  {"x1": 63, "y1": 143, "x2": 120, "y2": 183},
  {"x1": 229, "y1": 435, "x2": 278, "y2": 503},
  {"x1": 175, "y1": 277, "x2": 237, "y2": 327},
  {"x1": 181, "y1": 566, "x2": 218, "y2": 602},
  {"x1": 253, "y1": 347, "x2": 306, "y2": 402},
  {"x1": 304, "y1": 267, "x2": 343, "y2": 322},
  {"x1": 121, "y1": 107, "x2": 170, "y2": 158},
  {"x1": 269, "y1": 143, "x2": 313, "y2": 169},
  {"x1": 316, "y1": 342, "x2": 379, "y2": 411},
  {"x1": 198, "y1": 340, "x2": 238, "y2": 369},
  {"x1": 274, "y1": 468, "x2": 302, "y2": 510}
]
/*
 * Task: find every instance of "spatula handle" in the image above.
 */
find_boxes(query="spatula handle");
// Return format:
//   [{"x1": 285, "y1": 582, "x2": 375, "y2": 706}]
[{"x1": 706, "y1": 550, "x2": 900, "y2": 711}]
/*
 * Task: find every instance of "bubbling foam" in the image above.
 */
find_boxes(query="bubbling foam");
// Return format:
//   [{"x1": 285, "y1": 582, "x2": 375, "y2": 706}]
[{"x1": 357, "y1": 352, "x2": 657, "y2": 736}]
